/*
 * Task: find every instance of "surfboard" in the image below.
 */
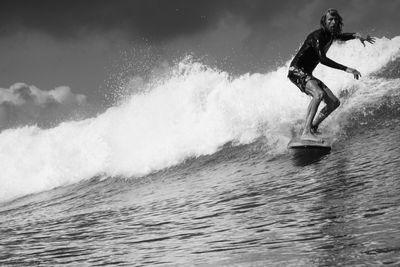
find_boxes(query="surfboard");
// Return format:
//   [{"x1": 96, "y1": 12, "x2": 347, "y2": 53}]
[
  {"x1": 288, "y1": 137, "x2": 332, "y2": 166},
  {"x1": 288, "y1": 138, "x2": 331, "y2": 150}
]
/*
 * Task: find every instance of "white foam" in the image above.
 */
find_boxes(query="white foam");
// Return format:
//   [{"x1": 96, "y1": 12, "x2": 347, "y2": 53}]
[{"x1": 1, "y1": 36, "x2": 400, "y2": 202}]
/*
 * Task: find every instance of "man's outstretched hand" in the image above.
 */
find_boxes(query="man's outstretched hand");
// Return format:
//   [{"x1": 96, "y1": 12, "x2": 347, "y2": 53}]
[
  {"x1": 354, "y1": 33, "x2": 376, "y2": 46},
  {"x1": 360, "y1": 35, "x2": 375, "y2": 46},
  {"x1": 346, "y1": 68, "x2": 361, "y2": 80}
]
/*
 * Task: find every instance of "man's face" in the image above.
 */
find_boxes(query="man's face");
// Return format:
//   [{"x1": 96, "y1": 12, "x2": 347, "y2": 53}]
[{"x1": 325, "y1": 13, "x2": 338, "y2": 33}]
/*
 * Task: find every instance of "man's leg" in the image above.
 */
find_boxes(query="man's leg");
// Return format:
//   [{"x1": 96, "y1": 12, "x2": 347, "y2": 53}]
[
  {"x1": 311, "y1": 83, "x2": 340, "y2": 132},
  {"x1": 301, "y1": 80, "x2": 324, "y2": 142}
]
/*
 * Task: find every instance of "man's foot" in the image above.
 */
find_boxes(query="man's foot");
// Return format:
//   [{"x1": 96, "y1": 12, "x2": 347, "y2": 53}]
[
  {"x1": 311, "y1": 125, "x2": 322, "y2": 135},
  {"x1": 301, "y1": 132, "x2": 323, "y2": 143}
]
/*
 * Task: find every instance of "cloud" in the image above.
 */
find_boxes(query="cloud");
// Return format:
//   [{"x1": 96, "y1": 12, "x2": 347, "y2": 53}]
[{"x1": 0, "y1": 83, "x2": 88, "y2": 130}]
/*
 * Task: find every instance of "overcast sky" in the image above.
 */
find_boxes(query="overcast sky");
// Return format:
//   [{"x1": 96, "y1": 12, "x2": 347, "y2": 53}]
[{"x1": 1, "y1": 0, "x2": 399, "y2": 103}]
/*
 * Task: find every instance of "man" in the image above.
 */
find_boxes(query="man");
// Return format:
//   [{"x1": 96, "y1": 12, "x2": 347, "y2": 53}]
[{"x1": 288, "y1": 8, "x2": 375, "y2": 142}]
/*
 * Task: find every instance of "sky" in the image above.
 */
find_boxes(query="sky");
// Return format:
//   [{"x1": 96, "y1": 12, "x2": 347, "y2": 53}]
[{"x1": 0, "y1": 0, "x2": 399, "y2": 105}]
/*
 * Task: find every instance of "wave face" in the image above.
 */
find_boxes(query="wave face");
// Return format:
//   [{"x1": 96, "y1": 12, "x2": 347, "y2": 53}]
[{"x1": 1, "y1": 36, "x2": 400, "y2": 202}]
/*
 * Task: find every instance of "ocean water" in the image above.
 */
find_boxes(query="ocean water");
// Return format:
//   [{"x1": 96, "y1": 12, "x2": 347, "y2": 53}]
[{"x1": 1, "y1": 37, "x2": 400, "y2": 266}]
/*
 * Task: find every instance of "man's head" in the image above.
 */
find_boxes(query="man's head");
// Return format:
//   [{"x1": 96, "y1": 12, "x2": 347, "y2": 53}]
[{"x1": 320, "y1": 8, "x2": 343, "y2": 35}]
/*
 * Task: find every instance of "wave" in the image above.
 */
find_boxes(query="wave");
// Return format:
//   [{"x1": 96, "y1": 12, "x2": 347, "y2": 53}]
[{"x1": 1, "y1": 36, "x2": 400, "y2": 203}]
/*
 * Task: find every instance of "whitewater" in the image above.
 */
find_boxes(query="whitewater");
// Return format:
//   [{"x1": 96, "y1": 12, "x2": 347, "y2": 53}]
[{"x1": 0, "y1": 36, "x2": 398, "y2": 203}]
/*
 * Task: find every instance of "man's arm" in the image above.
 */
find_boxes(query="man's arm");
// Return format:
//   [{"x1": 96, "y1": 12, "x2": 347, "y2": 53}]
[
  {"x1": 314, "y1": 39, "x2": 348, "y2": 71},
  {"x1": 314, "y1": 38, "x2": 361, "y2": 79},
  {"x1": 336, "y1": 33, "x2": 356, "y2": 41}
]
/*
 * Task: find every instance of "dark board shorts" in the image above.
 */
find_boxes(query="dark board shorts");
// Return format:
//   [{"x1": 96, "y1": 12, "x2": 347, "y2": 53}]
[{"x1": 287, "y1": 66, "x2": 329, "y2": 94}]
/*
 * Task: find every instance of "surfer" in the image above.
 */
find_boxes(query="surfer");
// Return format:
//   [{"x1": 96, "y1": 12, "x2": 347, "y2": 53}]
[{"x1": 288, "y1": 8, "x2": 375, "y2": 142}]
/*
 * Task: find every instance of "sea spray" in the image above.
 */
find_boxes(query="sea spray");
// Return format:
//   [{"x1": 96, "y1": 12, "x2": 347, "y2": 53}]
[{"x1": 1, "y1": 36, "x2": 400, "y2": 202}]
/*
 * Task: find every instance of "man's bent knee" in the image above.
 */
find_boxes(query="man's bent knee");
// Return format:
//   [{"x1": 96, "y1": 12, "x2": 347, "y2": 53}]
[
  {"x1": 330, "y1": 98, "x2": 340, "y2": 110},
  {"x1": 325, "y1": 99, "x2": 340, "y2": 113}
]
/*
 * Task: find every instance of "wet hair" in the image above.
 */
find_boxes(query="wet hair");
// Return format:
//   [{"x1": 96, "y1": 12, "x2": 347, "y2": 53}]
[{"x1": 320, "y1": 8, "x2": 343, "y2": 35}]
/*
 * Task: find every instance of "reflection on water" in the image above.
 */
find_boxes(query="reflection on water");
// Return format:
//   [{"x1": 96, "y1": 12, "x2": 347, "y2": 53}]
[{"x1": 0, "y1": 120, "x2": 400, "y2": 266}]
